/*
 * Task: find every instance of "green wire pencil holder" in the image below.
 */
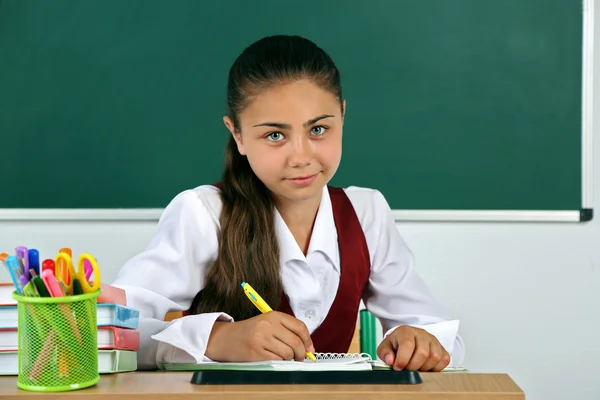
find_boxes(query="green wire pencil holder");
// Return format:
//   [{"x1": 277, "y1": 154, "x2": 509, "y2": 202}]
[{"x1": 12, "y1": 290, "x2": 100, "y2": 392}]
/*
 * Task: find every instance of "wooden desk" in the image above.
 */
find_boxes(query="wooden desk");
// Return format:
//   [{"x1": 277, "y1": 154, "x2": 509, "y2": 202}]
[{"x1": 0, "y1": 372, "x2": 524, "y2": 399}]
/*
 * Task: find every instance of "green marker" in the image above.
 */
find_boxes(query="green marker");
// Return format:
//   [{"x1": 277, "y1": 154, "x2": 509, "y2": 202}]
[{"x1": 29, "y1": 269, "x2": 50, "y2": 297}]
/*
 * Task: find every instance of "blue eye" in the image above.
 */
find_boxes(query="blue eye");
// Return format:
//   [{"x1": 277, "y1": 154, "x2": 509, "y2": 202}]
[
  {"x1": 267, "y1": 132, "x2": 284, "y2": 141},
  {"x1": 310, "y1": 126, "x2": 326, "y2": 136}
]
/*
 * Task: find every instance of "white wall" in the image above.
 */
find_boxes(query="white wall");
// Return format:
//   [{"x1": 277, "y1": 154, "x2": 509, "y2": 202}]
[{"x1": 1, "y1": 6, "x2": 598, "y2": 400}]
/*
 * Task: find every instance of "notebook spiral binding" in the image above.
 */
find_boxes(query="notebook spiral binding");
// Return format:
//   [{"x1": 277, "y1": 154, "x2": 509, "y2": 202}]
[{"x1": 313, "y1": 352, "x2": 372, "y2": 361}]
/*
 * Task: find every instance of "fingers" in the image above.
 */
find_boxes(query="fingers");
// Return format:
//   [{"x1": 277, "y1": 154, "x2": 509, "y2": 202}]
[
  {"x1": 273, "y1": 326, "x2": 309, "y2": 361},
  {"x1": 432, "y1": 350, "x2": 451, "y2": 372},
  {"x1": 260, "y1": 349, "x2": 286, "y2": 361},
  {"x1": 384, "y1": 327, "x2": 450, "y2": 371},
  {"x1": 263, "y1": 336, "x2": 297, "y2": 361},
  {"x1": 393, "y1": 335, "x2": 416, "y2": 371},
  {"x1": 399, "y1": 330, "x2": 451, "y2": 372},
  {"x1": 377, "y1": 338, "x2": 396, "y2": 366},
  {"x1": 277, "y1": 313, "x2": 315, "y2": 353},
  {"x1": 418, "y1": 341, "x2": 443, "y2": 371},
  {"x1": 404, "y1": 334, "x2": 430, "y2": 370}
]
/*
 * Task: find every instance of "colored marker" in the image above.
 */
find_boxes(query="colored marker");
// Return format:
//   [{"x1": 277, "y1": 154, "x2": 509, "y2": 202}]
[
  {"x1": 30, "y1": 269, "x2": 50, "y2": 297},
  {"x1": 0, "y1": 253, "x2": 8, "y2": 268},
  {"x1": 28, "y1": 249, "x2": 40, "y2": 276},
  {"x1": 22, "y1": 277, "x2": 39, "y2": 297},
  {"x1": 6, "y1": 256, "x2": 25, "y2": 295},
  {"x1": 42, "y1": 259, "x2": 55, "y2": 275},
  {"x1": 73, "y1": 278, "x2": 84, "y2": 295},
  {"x1": 15, "y1": 246, "x2": 29, "y2": 280},
  {"x1": 41, "y1": 270, "x2": 64, "y2": 297}
]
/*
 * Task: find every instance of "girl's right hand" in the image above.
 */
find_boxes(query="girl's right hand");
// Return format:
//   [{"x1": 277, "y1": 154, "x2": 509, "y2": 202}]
[{"x1": 205, "y1": 311, "x2": 315, "y2": 362}]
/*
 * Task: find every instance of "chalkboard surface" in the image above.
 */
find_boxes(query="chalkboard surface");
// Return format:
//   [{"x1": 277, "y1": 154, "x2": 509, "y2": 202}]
[{"x1": 0, "y1": 0, "x2": 584, "y2": 211}]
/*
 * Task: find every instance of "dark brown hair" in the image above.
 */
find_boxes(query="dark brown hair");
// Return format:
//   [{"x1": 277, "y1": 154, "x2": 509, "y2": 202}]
[{"x1": 190, "y1": 35, "x2": 342, "y2": 321}]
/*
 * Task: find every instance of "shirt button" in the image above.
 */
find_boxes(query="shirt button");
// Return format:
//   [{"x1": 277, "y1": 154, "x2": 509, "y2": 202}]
[{"x1": 304, "y1": 309, "x2": 316, "y2": 319}]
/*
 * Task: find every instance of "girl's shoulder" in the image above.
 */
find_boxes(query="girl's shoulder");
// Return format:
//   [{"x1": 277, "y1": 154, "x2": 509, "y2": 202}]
[
  {"x1": 159, "y1": 184, "x2": 223, "y2": 226},
  {"x1": 343, "y1": 185, "x2": 392, "y2": 213},
  {"x1": 341, "y1": 186, "x2": 394, "y2": 231}
]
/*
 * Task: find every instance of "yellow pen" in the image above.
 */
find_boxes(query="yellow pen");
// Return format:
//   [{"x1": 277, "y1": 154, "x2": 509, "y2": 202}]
[{"x1": 241, "y1": 282, "x2": 316, "y2": 362}]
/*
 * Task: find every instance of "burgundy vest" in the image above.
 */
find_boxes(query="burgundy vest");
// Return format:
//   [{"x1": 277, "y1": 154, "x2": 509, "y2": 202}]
[
  {"x1": 190, "y1": 185, "x2": 371, "y2": 353},
  {"x1": 277, "y1": 186, "x2": 371, "y2": 353}
]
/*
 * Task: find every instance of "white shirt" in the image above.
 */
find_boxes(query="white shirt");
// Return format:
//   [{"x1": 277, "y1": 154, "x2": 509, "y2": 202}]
[{"x1": 112, "y1": 185, "x2": 465, "y2": 370}]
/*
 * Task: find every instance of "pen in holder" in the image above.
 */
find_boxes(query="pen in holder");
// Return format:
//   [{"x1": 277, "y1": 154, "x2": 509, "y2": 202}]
[{"x1": 12, "y1": 290, "x2": 100, "y2": 392}]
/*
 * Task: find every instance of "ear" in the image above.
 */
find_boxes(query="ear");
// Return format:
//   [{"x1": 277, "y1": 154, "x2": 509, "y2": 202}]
[
  {"x1": 341, "y1": 100, "x2": 346, "y2": 125},
  {"x1": 223, "y1": 116, "x2": 246, "y2": 156}
]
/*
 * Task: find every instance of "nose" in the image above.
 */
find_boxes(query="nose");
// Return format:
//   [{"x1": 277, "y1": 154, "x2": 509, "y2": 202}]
[{"x1": 288, "y1": 135, "x2": 313, "y2": 168}]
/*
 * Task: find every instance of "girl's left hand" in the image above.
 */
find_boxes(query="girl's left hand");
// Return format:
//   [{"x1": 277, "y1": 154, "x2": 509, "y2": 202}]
[{"x1": 376, "y1": 325, "x2": 450, "y2": 371}]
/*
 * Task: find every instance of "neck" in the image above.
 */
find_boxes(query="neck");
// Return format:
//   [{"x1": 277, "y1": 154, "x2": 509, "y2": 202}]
[{"x1": 274, "y1": 189, "x2": 323, "y2": 255}]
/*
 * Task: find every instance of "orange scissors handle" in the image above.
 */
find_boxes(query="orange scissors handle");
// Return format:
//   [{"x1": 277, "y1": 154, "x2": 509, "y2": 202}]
[{"x1": 54, "y1": 252, "x2": 77, "y2": 294}]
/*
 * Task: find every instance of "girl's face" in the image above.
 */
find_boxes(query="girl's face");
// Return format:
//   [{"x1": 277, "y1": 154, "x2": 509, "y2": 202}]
[{"x1": 224, "y1": 80, "x2": 344, "y2": 206}]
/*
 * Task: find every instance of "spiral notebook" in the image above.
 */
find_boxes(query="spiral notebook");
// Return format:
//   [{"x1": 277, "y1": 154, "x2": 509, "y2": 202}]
[
  {"x1": 164, "y1": 352, "x2": 468, "y2": 372},
  {"x1": 166, "y1": 353, "x2": 377, "y2": 372}
]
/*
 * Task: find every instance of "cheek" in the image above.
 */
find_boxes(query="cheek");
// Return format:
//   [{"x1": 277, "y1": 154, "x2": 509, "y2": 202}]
[
  {"x1": 245, "y1": 147, "x2": 283, "y2": 181},
  {"x1": 319, "y1": 138, "x2": 342, "y2": 170}
]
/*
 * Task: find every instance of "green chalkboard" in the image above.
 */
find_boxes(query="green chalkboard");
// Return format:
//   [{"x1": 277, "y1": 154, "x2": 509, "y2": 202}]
[{"x1": 0, "y1": 0, "x2": 584, "y2": 211}]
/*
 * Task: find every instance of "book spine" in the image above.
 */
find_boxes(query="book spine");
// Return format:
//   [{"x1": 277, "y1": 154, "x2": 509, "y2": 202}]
[{"x1": 112, "y1": 327, "x2": 140, "y2": 351}]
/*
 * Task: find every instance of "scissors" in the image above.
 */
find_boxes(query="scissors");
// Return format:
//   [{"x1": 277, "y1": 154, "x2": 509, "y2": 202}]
[{"x1": 54, "y1": 252, "x2": 101, "y2": 295}]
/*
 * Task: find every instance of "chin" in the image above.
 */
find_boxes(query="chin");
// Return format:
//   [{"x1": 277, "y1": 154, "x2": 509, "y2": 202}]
[{"x1": 274, "y1": 180, "x2": 326, "y2": 203}]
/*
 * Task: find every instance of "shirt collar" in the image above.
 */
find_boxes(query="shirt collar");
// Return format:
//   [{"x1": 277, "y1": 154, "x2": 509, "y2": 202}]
[{"x1": 274, "y1": 186, "x2": 340, "y2": 271}]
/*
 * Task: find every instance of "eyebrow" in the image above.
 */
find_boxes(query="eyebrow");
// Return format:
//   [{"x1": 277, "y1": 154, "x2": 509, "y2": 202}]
[{"x1": 252, "y1": 114, "x2": 335, "y2": 130}]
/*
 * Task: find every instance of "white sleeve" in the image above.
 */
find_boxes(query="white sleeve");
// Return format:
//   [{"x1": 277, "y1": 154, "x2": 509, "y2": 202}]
[
  {"x1": 111, "y1": 188, "x2": 232, "y2": 370},
  {"x1": 357, "y1": 190, "x2": 466, "y2": 367}
]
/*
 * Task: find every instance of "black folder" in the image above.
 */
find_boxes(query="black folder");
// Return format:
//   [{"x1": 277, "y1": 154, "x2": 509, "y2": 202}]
[{"x1": 191, "y1": 370, "x2": 422, "y2": 385}]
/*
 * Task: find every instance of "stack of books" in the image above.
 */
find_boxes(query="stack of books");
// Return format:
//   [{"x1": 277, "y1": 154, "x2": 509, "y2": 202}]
[{"x1": 0, "y1": 282, "x2": 140, "y2": 375}]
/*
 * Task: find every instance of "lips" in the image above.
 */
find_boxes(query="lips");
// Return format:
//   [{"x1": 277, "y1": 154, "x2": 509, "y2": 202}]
[
  {"x1": 286, "y1": 173, "x2": 319, "y2": 187},
  {"x1": 290, "y1": 174, "x2": 316, "y2": 180}
]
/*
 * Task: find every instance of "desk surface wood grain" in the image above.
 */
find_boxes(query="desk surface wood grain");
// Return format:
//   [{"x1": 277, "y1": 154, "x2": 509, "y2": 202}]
[{"x1": 0, "y1": 372, "x2": 525, "y2": 400}]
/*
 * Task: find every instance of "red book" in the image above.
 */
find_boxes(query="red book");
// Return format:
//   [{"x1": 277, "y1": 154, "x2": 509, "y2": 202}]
[{"x1": 0, "y1": 326, "x2": 139, "y2": 351}]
